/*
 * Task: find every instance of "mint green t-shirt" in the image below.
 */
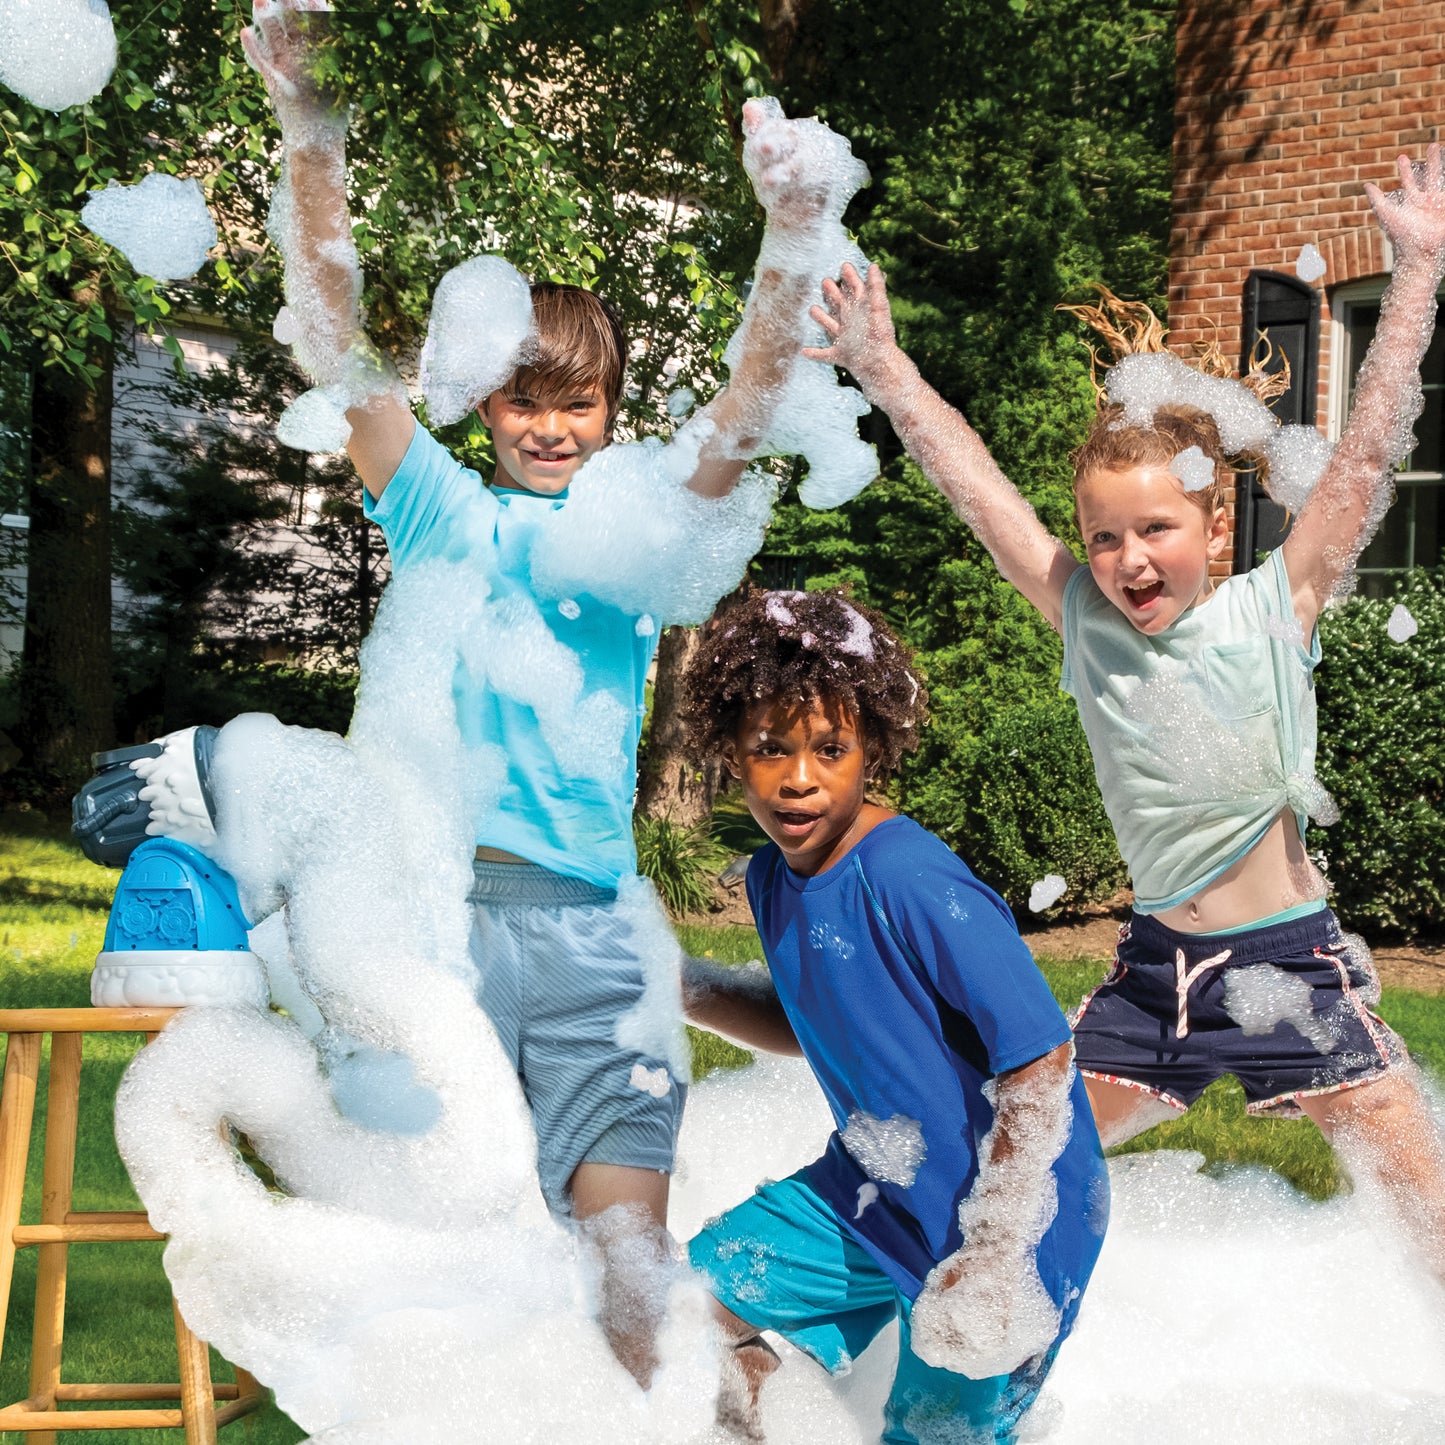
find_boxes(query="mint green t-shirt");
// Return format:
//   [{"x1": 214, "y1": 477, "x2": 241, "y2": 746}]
[
  {"x1": 364, "y1": 423, "x2": 658, "y2": 889},
  {"x1": 1059, "y1": 548, "x2": 1323, "y2": 913}
]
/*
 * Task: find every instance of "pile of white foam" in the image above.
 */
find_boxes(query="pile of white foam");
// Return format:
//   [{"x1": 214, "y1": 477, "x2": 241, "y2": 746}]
[
  {"x1": 672, "y1": 1057, "x2": 1445, "y2": 1445},
  {"x1": 81, "y1": 173, "x2": 218, "y2": 282},
  {"x1": 0, "y1": 0, "x2": 115, "y2": 112},
  {"x1": 113, "y1": 561, "x2": 717, "y2": 1444}
]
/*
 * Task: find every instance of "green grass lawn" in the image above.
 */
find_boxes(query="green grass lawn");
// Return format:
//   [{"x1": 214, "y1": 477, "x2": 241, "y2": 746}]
[{"x1": 1, "y1": 824, "x2": 1442, "y2": 1440}]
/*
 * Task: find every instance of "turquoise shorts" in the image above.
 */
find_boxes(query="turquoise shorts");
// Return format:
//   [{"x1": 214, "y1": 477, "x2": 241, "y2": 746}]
[
  {"x1": 469, "y1": 861, "x2": 686, "y2": 1215},
  {"x1": 689, "y1": 1172, "x2": 1060, "y2": 1445}
]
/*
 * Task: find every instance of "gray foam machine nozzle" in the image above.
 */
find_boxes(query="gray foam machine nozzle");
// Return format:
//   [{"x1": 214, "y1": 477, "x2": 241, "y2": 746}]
[{"x1": 71, "y1": 724, "x2": 219, "y2": 869}]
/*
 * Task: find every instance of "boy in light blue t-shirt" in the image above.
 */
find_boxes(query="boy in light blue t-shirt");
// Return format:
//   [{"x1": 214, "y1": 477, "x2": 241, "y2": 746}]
[
  {"x1": 680, "y1": 590, "x2": 1107, "y2": 1444},
  {"x1": 244, "y1": 0, "x2": 858, "y2": 1384}
]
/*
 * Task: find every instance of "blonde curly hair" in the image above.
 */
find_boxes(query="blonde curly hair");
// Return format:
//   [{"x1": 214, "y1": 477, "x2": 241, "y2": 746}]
[{"x1": 1058, "y1": 286, "x2": 1289, "y2": 519}]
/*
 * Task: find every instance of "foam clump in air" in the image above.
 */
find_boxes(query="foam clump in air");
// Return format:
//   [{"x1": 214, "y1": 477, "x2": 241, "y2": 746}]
[
  {"x1": 1388, "y1": 603, "x2": 1419, "y2": 643},
  {"x1": 0, "y1": 0, "x2": 116, "y2": 112},
  {"x1": 1262, "y1": 424, "x2": 1334, "y2": 513},
  {"x1": 1169, "y1": 445, "x2": 1215, "y2": 493},
  {"x1": 910, "y1": 1064, "x2": 1075, "y2": 1380},
  {"x1": 666, "y1": 388, "x2": 696, "y2": 418},
  {"x1": 1029, "y1": 874, "x2": 1067, "y2": 913},
  {"x1": 81, "y1": 173, "x2": 218, "y2": 282},
  {"x1": 111, "y1": 556, "x2": 719, "y2": 1442},
  {"x1": 840, "y1": 1110, "x2": 927, "y2": 1188},
  {"x1": 526, "y1": 422, "x2": 775, "y2": 625},
  {"x1": 420, "y1": 255, "x2": 538, "y2": 426},
  {"x1": 719, "y1": 97, "x2": 878, "y2": 510},
  {"x1": 1295, "y1": 243, "x2": 1327, "y2": 283}
]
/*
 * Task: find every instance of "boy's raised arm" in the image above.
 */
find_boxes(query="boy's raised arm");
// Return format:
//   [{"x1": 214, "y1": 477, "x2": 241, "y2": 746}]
[
  {"x1": 806, "y1": 265, "x2": 1080, "y2": 630},
  {"x1": 685, "y1": 99, "x2": 869, "y2": 504},
  {"x1": 909, "y1": 1041, "x2": 1077, "y2": 1378},
  {"x1": 1283, "y1": 144, "x2": 1445, "y2": 631},
  {"x1": 242, "y1": 0, "x2": 415, "y2": 499}
]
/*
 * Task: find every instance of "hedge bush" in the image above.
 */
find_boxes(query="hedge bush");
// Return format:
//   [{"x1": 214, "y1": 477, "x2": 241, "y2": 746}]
[
  {"x1": 1315, "y1": 570, "x2": 1445, "y2": 937},
  {"x1": 897, "y1": 690, "x2": 1125, "y2": 918}
]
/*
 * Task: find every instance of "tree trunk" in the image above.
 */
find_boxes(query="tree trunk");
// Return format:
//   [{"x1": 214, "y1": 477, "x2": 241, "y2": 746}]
[
  {"x1": 637, "y1": 624, "x2": 719, "y2": 827},
  {"x1": 759, "y1": 0, "x2": 822, "y2": 87},
  {"x1": 17, "y1": 342, "x2": 115, "y2": 786}
]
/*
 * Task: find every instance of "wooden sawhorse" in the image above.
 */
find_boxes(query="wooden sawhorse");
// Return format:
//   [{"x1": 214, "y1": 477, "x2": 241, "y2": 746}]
[{"x1": 0, "y1": 1008, "x2": 264, "y2": 1440}]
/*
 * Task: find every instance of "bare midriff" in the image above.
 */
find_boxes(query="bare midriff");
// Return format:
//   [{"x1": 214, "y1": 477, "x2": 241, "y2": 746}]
[
  {"x1": 1152, "y1": 810, "x2": 1326, "y2": 934},
  {"x1": 475, "y1": 845, "x2": 533, "y2": 865}
]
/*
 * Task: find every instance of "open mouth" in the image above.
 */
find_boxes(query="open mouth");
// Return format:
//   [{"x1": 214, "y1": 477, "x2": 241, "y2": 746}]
[
  {"x1": 1124, "y1": 581, "x2": 1164, "y2": 609},
  {"x1": 526, "y1": 450, "x2": 576, "y2": 464},
  {"x1": 774, "y1": 809, "x2": 821, "y2": 834}
]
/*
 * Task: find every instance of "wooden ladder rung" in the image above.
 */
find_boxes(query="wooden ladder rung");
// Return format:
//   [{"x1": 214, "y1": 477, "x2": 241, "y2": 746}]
[
  {"x1": 13, "y1": 1221, "x2": 165, "y2": 1245},
  {"x1": 56, "y1": 1383, "x2": 244, "y2": 1403},
  {"x1": 0, "y1": 1402, "x2": 188, "y2": 1429}
]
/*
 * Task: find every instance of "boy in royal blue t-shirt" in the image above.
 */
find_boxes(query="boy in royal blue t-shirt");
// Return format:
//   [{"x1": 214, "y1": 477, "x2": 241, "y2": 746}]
[{"x1": 679, "y1": 589, "x2": 1108, "y2": 1444}]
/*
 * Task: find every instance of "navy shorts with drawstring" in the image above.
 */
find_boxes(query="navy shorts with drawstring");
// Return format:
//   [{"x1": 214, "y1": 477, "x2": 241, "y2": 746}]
[{"x1": 1071, "y1": 908, "x2": 1407, "y2": 1117}]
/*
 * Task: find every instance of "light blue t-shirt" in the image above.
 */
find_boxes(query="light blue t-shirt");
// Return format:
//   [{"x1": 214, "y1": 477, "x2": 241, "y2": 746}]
[
  {"x1": 747, "y1": 815, "x2": 1108, "y2": 1301},
  {"x1": 1060, "y1": 548, "x2": 1322, "y2": 912},
  {"x1": 364, "y1": 423, "x2": 658, "y2": 888}
]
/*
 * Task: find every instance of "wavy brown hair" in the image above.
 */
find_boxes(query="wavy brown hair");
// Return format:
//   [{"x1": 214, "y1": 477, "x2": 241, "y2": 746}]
[
  {"x1": 502, "y1": 282, "x2": 628, "y2": 428},
  {"x1": 679, "y1": 589, "x2": 928, "y2": 783}
]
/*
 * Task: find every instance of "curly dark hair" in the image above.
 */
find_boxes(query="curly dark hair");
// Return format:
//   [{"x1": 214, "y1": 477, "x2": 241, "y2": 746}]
[{"x1": 679, "y1": 588, "x2": 929, "y2": 781}]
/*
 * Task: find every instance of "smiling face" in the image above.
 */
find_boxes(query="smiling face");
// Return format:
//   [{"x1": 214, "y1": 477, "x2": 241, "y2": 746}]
[
  {"x1": 724, "y1": 695, "x2": 885, "y2": 877},
  {"x1": 477, "y1": 383, "x2": 611, "y2": 496},
  {"x1": 1075, "y1": 464, "x2": 1230, "y2": 634}
]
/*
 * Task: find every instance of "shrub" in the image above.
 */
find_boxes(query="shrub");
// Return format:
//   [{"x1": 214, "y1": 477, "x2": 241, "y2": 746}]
[
  {"x1": 897, "y1": 690, "x2": 1125, "y2": 917},
  {"x1": 633, "y1": 814, "x2": 728, "y2": 917},
  {"x1": 1315, "y1": 570, "x2": 1445, "y2": 937}
]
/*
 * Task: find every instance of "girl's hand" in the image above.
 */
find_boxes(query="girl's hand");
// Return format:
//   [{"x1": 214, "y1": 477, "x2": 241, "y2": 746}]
[
  {"x1": 803, "y1": 261, "x2": 905, "y2": 402},
  {"x1": 1364, "y1": 144, "x2": 1445, "y2": 264}
]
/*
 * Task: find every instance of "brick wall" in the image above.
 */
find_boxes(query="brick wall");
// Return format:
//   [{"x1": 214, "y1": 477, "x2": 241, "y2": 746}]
[{"x1": 1171, "y1": 0, "x2": 1445, "y2": 573}]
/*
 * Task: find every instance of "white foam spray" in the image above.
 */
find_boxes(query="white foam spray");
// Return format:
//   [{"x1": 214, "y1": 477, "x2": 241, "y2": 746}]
[
  {"x1": 1388, "y1": 603, "x2": 1419, "y2": 643},
  {"x1": 1295, "y1": 243, "x2": 1327, "y2": 283}
]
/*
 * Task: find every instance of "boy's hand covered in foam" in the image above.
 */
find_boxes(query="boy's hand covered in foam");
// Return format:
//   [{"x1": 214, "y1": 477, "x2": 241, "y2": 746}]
[
  {"x1": 910, "y1": 1236, "x2": 1062, "y2": 1380},
  {"x1": 740, "y1": 96, "x2": 868, "y2": 233},
  {"x1": 241, "y1": 0, "x2": 342, "y2": 142}
]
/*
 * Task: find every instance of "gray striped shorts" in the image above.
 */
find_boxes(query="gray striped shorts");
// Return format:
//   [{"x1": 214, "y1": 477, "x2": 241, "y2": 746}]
[{"x1": 467, "y1": 861, "x2": 688, "y2": 1216}]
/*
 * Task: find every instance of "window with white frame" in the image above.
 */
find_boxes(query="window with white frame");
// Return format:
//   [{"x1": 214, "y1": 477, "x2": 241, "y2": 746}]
[{"x1": 1333, "y1": 281, "x2": 1445, "y2": 594}]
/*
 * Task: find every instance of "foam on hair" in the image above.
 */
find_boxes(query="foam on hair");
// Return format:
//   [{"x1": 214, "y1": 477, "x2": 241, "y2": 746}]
[
  {"x1": 1060, "y1": 286, "x2": 1294, "y2": 518},
  {"x1": 679, "y1": 587, "x2": 928, "y2": 782}
]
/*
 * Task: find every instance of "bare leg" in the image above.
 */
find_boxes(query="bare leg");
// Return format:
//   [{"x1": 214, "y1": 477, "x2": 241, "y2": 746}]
[
  {"x1": 1298, "y1": 1071, "x2": 1445, "y2": 1280},
  {"x1": 710, "y1": 1297, "x2": 780, "y2": 1443},
  {"x1": 570, "y1": 1162, "x2": 672, "y2": 1388},
  {"x1": 1083, "y1": 1074, "x2": 1184, "y2": 1148}
]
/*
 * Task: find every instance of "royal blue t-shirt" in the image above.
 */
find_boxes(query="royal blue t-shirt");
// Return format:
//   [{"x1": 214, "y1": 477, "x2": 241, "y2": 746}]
[
  {"x1": 364, "y1": 422, "x2": 657, "y2": 888},
  {"x1": 747, "y1": 815, "x2": 1109, "y2": 1301}
]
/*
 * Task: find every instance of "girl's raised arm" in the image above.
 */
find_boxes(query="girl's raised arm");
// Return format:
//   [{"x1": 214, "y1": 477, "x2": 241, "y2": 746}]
[
  {"x1": 806, "y1": 264, "x2": 1079, "y2": 629},
  {"x1": 1284, "y1": 145, "x2": 1445, "y2": 630}
]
